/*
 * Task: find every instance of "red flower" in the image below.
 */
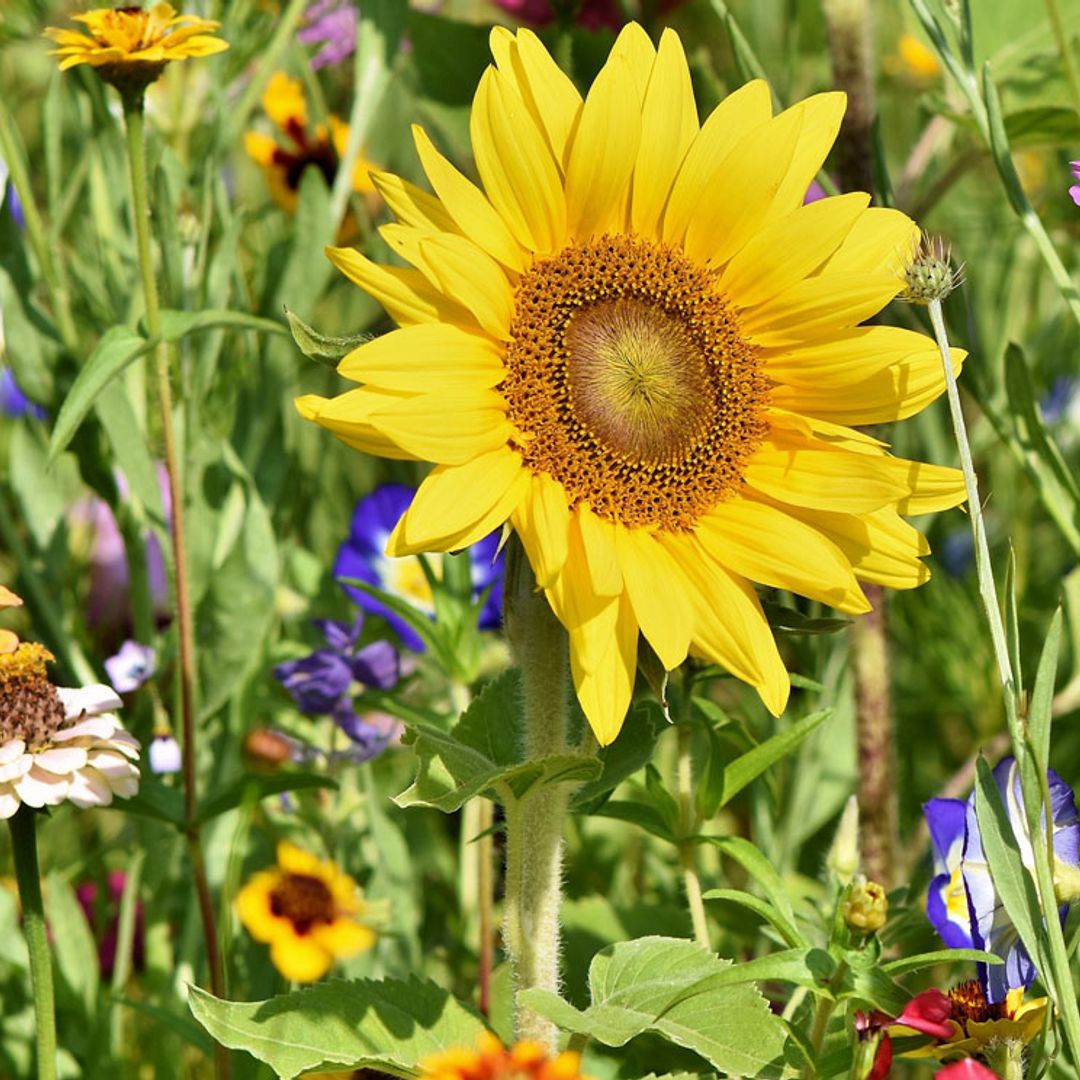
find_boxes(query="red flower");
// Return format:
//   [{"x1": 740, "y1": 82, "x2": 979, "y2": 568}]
[
  {"x1": 855, "y1": 990, "x2": 954, "y2": 1080},
  {"x1": 935, "y1": 1062, "x2": 1000, "y2": 1080}
]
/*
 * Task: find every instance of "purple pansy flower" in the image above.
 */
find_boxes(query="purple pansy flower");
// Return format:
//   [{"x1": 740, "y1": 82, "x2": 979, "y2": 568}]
[
  {"x1": 924, "y1": 756, "x2": 1080, "y2": 1003},
  {"x1": 274, "y1": 614, "x2": 400, "y2": 750},
  {"x1": 105, "y1": 640, "x2": 157, "y2": 693},
  {"x1": 1069, "y1": 161, "x2": 1080, "y2": 206},
  {"x1": 1, "y1": 368, "x2": 46, "y2": 420},
  {"x1": 298, "y1": 0, "x2": 358, "y2": 69},
  {"x1": 334, "y1": 484, "x2": 504, "y2": 652}
]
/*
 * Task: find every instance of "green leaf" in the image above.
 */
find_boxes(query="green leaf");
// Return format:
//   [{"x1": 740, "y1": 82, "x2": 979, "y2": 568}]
[
  {"x1": 590, "y1": 799, "x2": 678, "y2": 844},
  {"x1": 1029, "y1": 608, "x2": 1063, "y2": 776},
  {"x1": 695, "y1": 713, "x2": 728, "y2": 821},
  {"x1": 188, "y1": 977, "x2": 489, "y2": 1079},
  {"x1": 973, "y1": 756, "x2": 1050, "y2": 985},
  {"x1": 1005, "y1": 106, "x2": 1080, "y2": 147},
  {"x1": 1004, "y1": 548, "x2": 1022, "y2": 695},
  {"x1": 340, "y1": 577, "x2": 444, "y2": 660},
  {"x1": 571, "y1": 702, "x2": 665, "y2": 812},
  {"x1": 120, "y1": 775, "x2": 185, "y2": 827},
  {"x1": 882, "y1": 949, "x2": 1002, "y2": 977},
  {"x1": 704, "y1": 836, "x2": 797, "y2": 927},
  {"x1": 94, "y1": 380, "x2": 166, "y2": 527},
  {"x1": 43, "y1": 871, "x2": 98, "y2": 1018},
  {"x1": 701, "y1": 889, "x2": 807, "y2": 949},
  {"x1": 983, "y1": 63, "x2": 1030, "y2": 217},
  {"x1": 156, "y1": 308, "x2": 290, "y2": 342},
  {"x1": 195, "y1": 773, "x2": 338, "y2": 826},
  {"x1": 519, "y1": 936, "x2": 786, "y2": 1076},
  {"x1": 762, "y1": 601, "x2": 851, "y2": 636},
  {"x1": 285, "y1": 306, "x2": 371, "y2": 367},
  {"x1": 394, "y1": 669, "x2": 601, "y2": 812},
  {"x1": 48, "y1": 326, "x2": 154, "y2": 463},
  {"x1": 716, "y1": 710, "x2": 831, "y2": 809}
]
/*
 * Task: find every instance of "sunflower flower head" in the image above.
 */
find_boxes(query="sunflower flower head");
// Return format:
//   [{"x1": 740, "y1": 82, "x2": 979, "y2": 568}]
[
  {"x1": 297, "y1": 24, "x2": 967, "y2": 746},
  {"x1": 236, "y1": 841, "x2": 376, "y2": 982},
  {"x1": 0, "y1": 627, "x2": 140, "y2": 817},
  {"x1": 245, "y1": 71, "x2": 375, "y2": 217},
  {"x1": 419, "y1": 1033, "x2": 592, "y2": 1080},
  {"x1": 45, "y1": 3, "x2": 227, "y2": 96}
]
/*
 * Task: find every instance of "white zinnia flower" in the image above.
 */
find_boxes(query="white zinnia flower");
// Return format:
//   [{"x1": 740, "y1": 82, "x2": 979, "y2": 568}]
[{"x1": 0, "y1": 643, "x2": 140, "y2": 819}]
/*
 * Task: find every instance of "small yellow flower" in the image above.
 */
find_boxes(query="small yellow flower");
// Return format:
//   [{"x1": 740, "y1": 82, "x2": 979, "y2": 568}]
[
  {"x1": 887, "y1": 32, "x2": 941, "y2": 82},
  {"x1": 842, "y1": 877, "x2": 888, "y2": 932},
  {"x1": 0, "y1": 587, "x2": 23, "y2": 655},
  {"x1": 45, "y1": 3, "x2": 227, "y2": 92},
  {"x1": 420, "y1": 1033, "x2": 593, "y2": 1080},
  {"x1": 236, "y1": 841, "x2": 375, "y2": 982},
  {"x1": 896, "y1": 981, "x2": 1048, "y2": 1061},
  {"x1": 245, "y1": 71, "x2": 376, "y2": 217}
]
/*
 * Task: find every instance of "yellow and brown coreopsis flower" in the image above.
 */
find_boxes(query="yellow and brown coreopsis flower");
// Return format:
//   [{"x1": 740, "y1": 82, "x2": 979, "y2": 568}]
[
  {"x1": 420, "y1": 1033, "x2": 592, "y2": 1080},
  {"x1": 236, "y1": 841, "x2": 375, "y2": 982},
  {"x1": 245, "y1": 71, "x2": 376, "y2": 217},
  {"x1": 297, "y1": 24, "x2": 967, "y2": 745},
  {"x1": 45, "y1": 3, "x2": 227, "y2": 92}
]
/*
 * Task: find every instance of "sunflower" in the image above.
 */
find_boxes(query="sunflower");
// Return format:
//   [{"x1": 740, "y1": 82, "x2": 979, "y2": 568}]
[
  {"x1": 245, "y1": 71, "x2": 377, "y2": 217},
  {"x1": 296, "y1": 24, "x2": 966, "y2": 745},
  {"x1": 236, "y1": 840, "x2": 375, "y2": 982},
  {"x1": 45, "y1": 3, "x2": 227, "y2": 91}
]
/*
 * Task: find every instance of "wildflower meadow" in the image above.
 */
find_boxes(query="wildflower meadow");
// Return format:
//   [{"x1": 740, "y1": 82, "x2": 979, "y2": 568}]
[{"x1": 5, "y1": 0, "x2": 1080, "y2": 1077}]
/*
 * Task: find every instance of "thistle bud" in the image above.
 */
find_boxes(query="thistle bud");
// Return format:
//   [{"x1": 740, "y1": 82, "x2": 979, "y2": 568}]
[
  {"x1": 827, "y1": 794, "x2": 861, "y2": 884},
  {"x1": 843, "y1": 876, "x2": 889, "y2": 933},
  {"x1": 902, "y1": 235, "x2": 965, "y2": 304}
]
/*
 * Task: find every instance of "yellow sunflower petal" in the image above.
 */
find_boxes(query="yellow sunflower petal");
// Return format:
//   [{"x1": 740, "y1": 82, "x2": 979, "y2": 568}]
[
  {"x1": 892, "y1": 459, "x2": 967, "y2": 514},
  {"x1": 269, "y1": 933, "x2": 333, "y2": 983},
  {"x1": 511, "y1": 474, "x2": 572, "y2": 588},
  {"x1": 471, "y1": 66, "x2": 567, "y2": 255},
  {"x1": 412, "y1": 125, "x2": 525, "y2": 271},
  {"x1": 822, "y1": 206, "x2": 920, "y2": 275},
  {"x1": 338, "y1": 324, "x2": 505, "y2": 392},
  {"x1": 631, "y1": 28, "x2": 699, "y2": 238},
  {"x1": 412, "y1": 233, "x2": 515, "y2": 340},
  {"x1": 564, "y1": 47, "x2": 641, "y2": 238},
  {"x1": 387, "y1": 447, "x2": 528, "y2": 555},
  {"x1": 489, "y1": 27, "x2": 582, "y2": 172},
  {"x1": 785, "y1": 505, "x2": 931, "y2": 590},
  {"x1": 614, "y1": 526, "x2": 692, "y2": 670},
  {"x1": 720, "y1": 193, "x2": 870, "y2": 308},
  {"x1": 576, "y1": 504, "x2": 622, "y2": 597},
  {"x1": 743, "y1": 431, "x2": 911, "y2": 514},
  {"x1": 661, "y1": 79, "x2": 772, "y2": 245},
  {"x1": 765, "y1": 92, "x2": 846, "y2": 221},
  {"x1": 667, "y1": 534, "x2": 790, "y2": 716},
  {"x1": 570, "y1": 592, "x2": 637, "y2": 747},
  {"x1": 295, "y1": 391, "x2": 420, "y2": 460},
  {"x1": 326, "y1": 246, "x2": 476, "y2": 329},
  {"x1": 608, "y1": 21, "x2": 655, "y2": 99},
  {"x1": 697, "y1": 495, "x2": 870, "y2": 613},
  {"x1": 371, "y1": 170, "x2": 460, "y2": 234}
]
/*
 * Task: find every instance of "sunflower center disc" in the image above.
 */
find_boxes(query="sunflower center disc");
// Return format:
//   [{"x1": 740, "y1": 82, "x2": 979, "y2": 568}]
[
  {"x1": 565, "y1": 298, "x2": 711, "y2": 466},
  {"x1": 270, "y1": 872, "x2": 335, "y2": 935},
  {"x1": 0, "y1": 643, "x2": 67, "y2": 749},
  {"x1": 501, "y1": 233, "x2": 768, "y2": 532}
]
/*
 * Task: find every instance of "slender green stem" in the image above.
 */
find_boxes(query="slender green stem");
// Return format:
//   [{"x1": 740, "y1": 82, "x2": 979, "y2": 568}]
[
  {"x1": 984, "y1": 1038, "x2": 1025, "y2": 1080},
  {"x1": 502, "y1": 540, "x2": 572, "y2": 1051},
  {"x1": 1045, "y1": 0, "x2": 1080, "y2": 118},
  {"x1": 675, "y1": 724, "x2": 710, "y2": 949},
  {"x1": 927, "y1": 301, "x2": 1018, "y2": 714},
  {"x1": 9, "y1": 808, "x2": 57, "y2": 1080},
  {"x1": 122, "y1": 95, "x2": 228, "y2": 1077}
]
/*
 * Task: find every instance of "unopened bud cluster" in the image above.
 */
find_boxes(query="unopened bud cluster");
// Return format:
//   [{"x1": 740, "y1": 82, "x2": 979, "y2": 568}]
[
  {"x1": 843, "y1": 876, "x2": 889, "y2": 933},
  {"x1": 902, "y1": 235, "x2": 965, "y2": 304}
]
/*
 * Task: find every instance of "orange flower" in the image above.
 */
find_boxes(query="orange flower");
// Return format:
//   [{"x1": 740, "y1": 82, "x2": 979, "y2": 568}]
[{"x1": 420, "y1": 1033, "x2": 592, "y2": 1080}]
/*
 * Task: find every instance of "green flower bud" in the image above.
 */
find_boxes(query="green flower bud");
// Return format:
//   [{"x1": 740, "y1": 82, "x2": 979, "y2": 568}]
[
  {"x1": 902, "y1": 235, "x2": 965, "y2": 304},
  {"x1": 843, "y1": 876, "x2": 889, "y2": 933},
  {"x1": 827, "y1": 795, "x2": 861, "y2": 885}
]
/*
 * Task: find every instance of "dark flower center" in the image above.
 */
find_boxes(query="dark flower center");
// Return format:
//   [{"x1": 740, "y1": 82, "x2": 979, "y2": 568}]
[
  {"x1": 0, "y1": 643, "x2": 68, "y2": 750},
  {"x1": 947, "y1": 980, "x2": 1009, "y2": 1025},
  {"x1": 270, "y1": 872, "x2": 335, "y2": 935}
]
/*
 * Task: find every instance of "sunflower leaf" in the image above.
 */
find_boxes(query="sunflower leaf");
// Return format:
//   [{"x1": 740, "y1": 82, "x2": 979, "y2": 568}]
[
  {"x1": 394, "y1": 668, "x2": 601, "y2": 813},
  {"x1": 188, "y1": 977, "x2": 489, "y2": 1080},
  {"x1": 519, "y1": 936, "x2": 786, "y2": 1076},
  {"x1": 285, "y1": 305, "x2": 371, "y2": 368}
]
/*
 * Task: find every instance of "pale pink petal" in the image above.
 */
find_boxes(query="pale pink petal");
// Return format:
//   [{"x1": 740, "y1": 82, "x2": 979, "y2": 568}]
[
  {"x1": 14, "y1": 767, "x2": 70, "y2": 807},
  {"x1": 57, "y1": 684, "x2": 123, "y2": 718},
  {"x1": 33, "y1": 746, "x2": 89, "y2": 775},
  {"x1": 86, "y1": 751, "x2": 139, "y2": 781},
  {"x1": 0, "y1": 739, "x2": 26, "y2": 765},
  {"x1": 104, "y1": 771, "x2": 140, "y2": 799},
  {"x1": 66, "y1": 769, "x2": 113, "y2": 809},
  {"x1": 106, "y1": 732, "x2": 141, "y2": 760},
  {"x1": 52, "y1": 716, "x2": 120, "y2": 742},
  {"x1": 0, "y1": 786, "x2": 20, "y2": 819},
  {"x1": 0, "y1": 756, "x2": 32, "y2": 783}
]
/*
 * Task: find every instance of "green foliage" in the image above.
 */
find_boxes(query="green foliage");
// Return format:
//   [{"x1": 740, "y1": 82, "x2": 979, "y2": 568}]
[{"x1": 189, "y1": 977, "x2": 489, "y2": 1079}]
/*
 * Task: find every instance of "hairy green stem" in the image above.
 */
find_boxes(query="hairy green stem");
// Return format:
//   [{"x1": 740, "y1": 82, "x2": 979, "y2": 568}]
[
  {"x1": 502, "y1": 540, "x2": 571, "y2": 1050},
  {"x1": 675, "y1": 723, "x2": 710, "y2": 948},
  {"x1": 122, "y1": 96, "x2": 228, "y2": 1078},
  {"x1": 10, "y1": 808, "x2": 57, "y2": 1080}
]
